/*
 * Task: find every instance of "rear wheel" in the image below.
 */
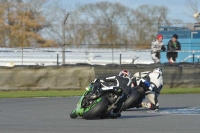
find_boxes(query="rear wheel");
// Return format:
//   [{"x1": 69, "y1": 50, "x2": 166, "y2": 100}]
[
  {"x1": 121, "y1": 90, "x2": 141, "y2": 111},
  {"x1": 82, "y1": 96, "x2": 109, "y2": 119}
]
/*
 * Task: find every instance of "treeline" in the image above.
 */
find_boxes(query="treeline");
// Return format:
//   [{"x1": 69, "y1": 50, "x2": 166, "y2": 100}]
[
  {"x1": 0, "y1": 0, "x2": 191, "y2": 48},
  {"x1": 64, "y1": 2, "x2": 179, "y2": 48}
]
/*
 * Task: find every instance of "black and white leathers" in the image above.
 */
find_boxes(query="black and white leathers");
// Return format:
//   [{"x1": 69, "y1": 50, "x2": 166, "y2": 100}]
[{"x1": 100, "y1": 75, "x2": 132, "y2": 95}]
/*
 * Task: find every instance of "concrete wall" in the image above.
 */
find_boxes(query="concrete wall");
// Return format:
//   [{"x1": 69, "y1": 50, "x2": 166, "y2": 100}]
[
  {"x1": 0, "y1": 66, "x2": 95, "y2": 90},
  {"x1": 0, "y1": 63, "x2": 200, "y2": 90},
  {"x1": 94, "y1": 63, "x2": 200, "y2": 88}
]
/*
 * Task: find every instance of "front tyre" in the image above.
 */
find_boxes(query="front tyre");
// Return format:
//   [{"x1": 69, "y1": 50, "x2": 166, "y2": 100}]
[
  {"x1": 82, "y1": 96, "x2": 109, "y2": 119},
  {"x1": 70, "y1": 110, "x2": 78, "y2": 119},
  {"x1": 121, "y1": 90, "x2": 141, "y2": 111}
]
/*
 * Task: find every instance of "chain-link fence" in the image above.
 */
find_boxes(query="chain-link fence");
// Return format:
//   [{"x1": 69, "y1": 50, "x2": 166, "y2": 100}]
[
  {"x1": 1, "y1": 22, "x2": 200, "y2": 66},
  {"x1": 1, "y1": 47, "x2": 200, "y2": 67}
]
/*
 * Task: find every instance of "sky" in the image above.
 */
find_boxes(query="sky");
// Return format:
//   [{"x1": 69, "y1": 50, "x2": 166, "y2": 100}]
[{"x1": 59, "y1": 0, "x2": 198, "y2": 23}]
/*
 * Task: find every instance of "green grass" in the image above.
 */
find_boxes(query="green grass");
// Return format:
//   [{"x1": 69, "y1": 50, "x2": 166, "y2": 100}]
[
  {"x1": 161, "y1": 88, "x2": 200, "y2": 94},
  {"x1": 0, "y1": 88, "x2": 200, "y2": 98},
  {"x1": 0, "y1": 90, "x2": 85, "y2": 98}
]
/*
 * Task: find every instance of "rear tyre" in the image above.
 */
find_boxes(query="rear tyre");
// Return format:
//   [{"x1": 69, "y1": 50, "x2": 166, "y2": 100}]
[
  {"x1": 82, "y1": 96, "x2": 109, "y2": 119},
  {"x1": 121, "y1": 90, "x2": 141, "y2": 111}
]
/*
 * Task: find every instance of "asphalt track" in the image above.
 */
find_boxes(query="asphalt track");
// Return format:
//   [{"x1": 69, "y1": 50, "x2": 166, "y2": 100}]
[{"x1": 0, "y1": 94, "x2": 200, "y2": 133}]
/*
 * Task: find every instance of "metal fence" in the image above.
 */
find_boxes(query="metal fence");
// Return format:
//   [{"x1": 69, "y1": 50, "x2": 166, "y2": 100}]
[
  {"x1": 1, "y1": 47, "x2": 200, "y2": 67},
  {"x1": 1, "y1": 23, "x2": 200, "y2": 66}
]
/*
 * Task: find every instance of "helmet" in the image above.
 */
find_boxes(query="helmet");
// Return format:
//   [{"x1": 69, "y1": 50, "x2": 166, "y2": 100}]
[
  {"x1": 153, "y1": 67, "x2": 163, "y2": 75},
  {"x1": 118, "y1": 69, "x2": 131, "y2": 78}
]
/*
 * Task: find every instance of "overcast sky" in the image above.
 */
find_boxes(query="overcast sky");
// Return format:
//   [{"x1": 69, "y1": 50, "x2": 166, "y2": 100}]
[{"x1": 59, "y1": 0, "x2": 198, "y2": 23}]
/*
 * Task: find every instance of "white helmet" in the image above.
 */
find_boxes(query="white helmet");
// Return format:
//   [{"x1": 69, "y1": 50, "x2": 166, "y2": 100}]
[{"x1": 153, "y1": 68, "x2": 163, "y2": 75}]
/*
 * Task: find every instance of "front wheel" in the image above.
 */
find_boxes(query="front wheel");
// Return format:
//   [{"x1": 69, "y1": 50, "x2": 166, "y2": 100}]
[
  {"x1": 82, "y1": 95, "x2": 109, "y2": 119},
  {"x1": 121, "y1": 90, "x2": 141, "y2": 111},
  {"x1": 70, "y1": 110, "x2": 78, "y2": 119}
]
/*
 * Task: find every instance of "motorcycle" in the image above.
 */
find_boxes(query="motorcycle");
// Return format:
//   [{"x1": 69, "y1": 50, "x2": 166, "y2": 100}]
[
  {"x1": 121, "y1": 81, "x2": 148, "y2": 111},
  {"x1": 70, "y1": 83, "x2": 124, "y2": 119}
]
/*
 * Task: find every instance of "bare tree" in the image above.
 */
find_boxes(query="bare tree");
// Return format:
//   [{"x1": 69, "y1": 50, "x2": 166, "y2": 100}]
[
  {"x1": 126, "y1": 5, "x2": 171, "y2": 48},
  {"x1": 71, "y1": 2, "x2": 130, "y2": 48},
  {"x1": 66, "y1": 2, "x2": 174, "y2": 48},
  {"x1": 0, "y1": 1, "x2": 182, "y2": 49}
]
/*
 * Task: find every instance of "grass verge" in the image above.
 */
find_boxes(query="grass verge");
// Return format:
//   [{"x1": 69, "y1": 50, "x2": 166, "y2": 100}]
[
  {"x1": 0, "y1": 88, "x2": 200, "y2": 98},
  {"x1": 0, "y1": 90, "x2": 85, "y2": 98},
  {"x1": 161, "y1": 88, "x2": 200, "y2": 94}
]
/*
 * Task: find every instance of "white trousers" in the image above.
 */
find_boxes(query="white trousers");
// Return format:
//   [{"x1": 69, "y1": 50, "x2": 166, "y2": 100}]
[
  {"x1": 151, "y1": 53, "x2": 159, "y2": 63},
  {"x1": 145, "y1": 91, "x2": 159, "y2": 106}
]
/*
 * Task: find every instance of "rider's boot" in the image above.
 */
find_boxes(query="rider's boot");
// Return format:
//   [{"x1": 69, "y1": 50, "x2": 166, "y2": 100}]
[{"x1": 141, "y1": 102, "x2": 159, "y2": 110}]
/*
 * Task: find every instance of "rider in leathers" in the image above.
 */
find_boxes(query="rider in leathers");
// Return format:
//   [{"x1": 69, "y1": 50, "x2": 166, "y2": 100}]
[
  {"x1": 132, "y1": 68, "x2": 164, "y2": 110},
  {"x1": 91, "y1": 69, "x2": 132, "y2": 118}
]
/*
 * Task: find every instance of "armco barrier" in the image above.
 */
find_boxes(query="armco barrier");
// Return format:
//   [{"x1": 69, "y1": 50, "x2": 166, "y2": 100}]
[{"x1": 0, "y1": 63, "x2": 200, "y2": 90}]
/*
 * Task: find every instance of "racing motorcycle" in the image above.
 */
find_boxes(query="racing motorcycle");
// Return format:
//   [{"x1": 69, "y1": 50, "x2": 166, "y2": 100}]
[
  {"x1": 121, "y1": 80, "x2": 148, "y2": 111},
  {"x1": 70, "y1": 83, "x2": 124, "y2": 119}
]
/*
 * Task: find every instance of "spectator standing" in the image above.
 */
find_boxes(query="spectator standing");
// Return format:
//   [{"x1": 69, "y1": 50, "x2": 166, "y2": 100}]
[
  {"x1": 151, "y1": 34, "x2": 166, "y2": 63},
  {"x1": 166, "y1": 34, "x2": 181, "y2": 63}
]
